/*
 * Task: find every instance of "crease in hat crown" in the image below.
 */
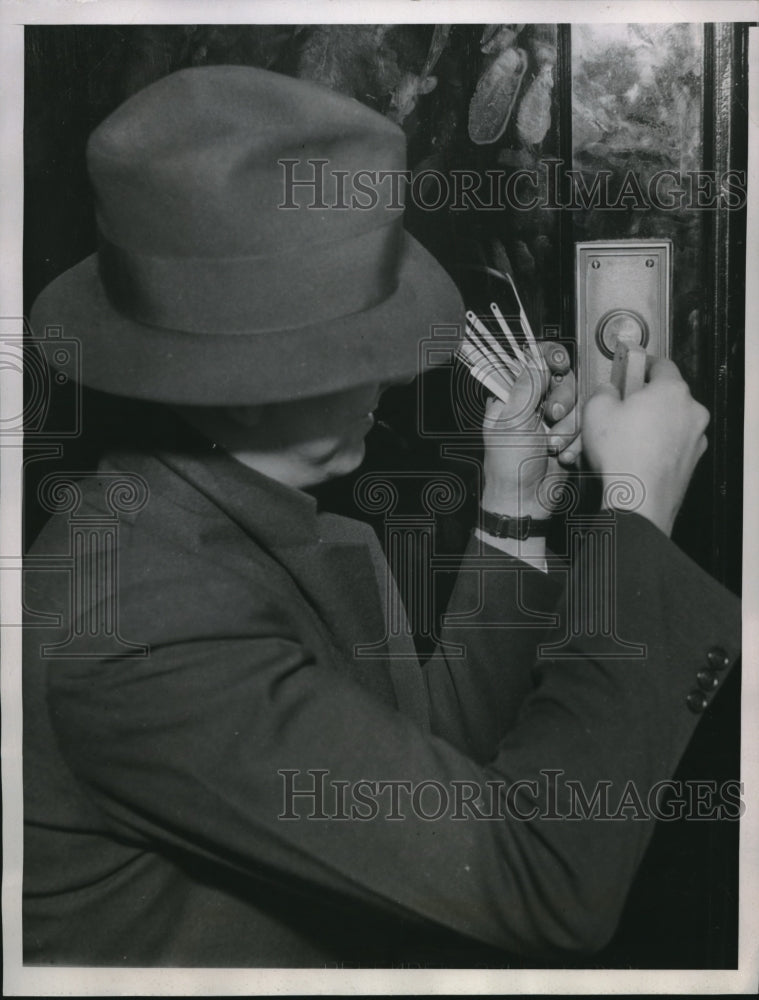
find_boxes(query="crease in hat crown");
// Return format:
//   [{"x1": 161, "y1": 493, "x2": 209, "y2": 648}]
[
  {"x1": 30, "y1": 64, "x2": 465, "y2": 406},
  {"x1": 88, "y1": 65, "x2": 407, "y2": 259}
]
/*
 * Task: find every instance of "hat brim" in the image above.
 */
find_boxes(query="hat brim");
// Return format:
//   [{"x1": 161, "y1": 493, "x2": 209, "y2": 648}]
[{"x1": 30, "y1": 232, "x2": 464, "y2": 405}]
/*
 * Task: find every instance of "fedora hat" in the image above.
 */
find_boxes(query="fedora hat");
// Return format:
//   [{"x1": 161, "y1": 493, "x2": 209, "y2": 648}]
[{"x1": 30, "y1": 65, "x2": 464, "y2": 405}]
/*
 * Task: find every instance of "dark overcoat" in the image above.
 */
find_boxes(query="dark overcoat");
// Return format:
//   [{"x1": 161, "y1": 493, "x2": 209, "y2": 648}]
[{"x1": 22, "y1": 433, "x2": 740, "y2": 966}]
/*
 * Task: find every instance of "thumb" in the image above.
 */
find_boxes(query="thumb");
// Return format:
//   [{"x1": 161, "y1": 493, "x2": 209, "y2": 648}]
[
  {"x1": 489, "y1": 364, "x2": 545, "y2": 430},
  {"x1": 583, "y1": 380, "x2": 621, "y2": 425},
  {"x1": 484, "y1": 392, "x2": 541, "y2": 432},
  {"x1": 592, "y1": 380, "x2": 622, "y2": 403}
]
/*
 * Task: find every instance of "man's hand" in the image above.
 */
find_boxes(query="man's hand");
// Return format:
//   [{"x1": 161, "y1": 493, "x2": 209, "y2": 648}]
[
  {"x1": 583, "y1": 358, "x2": 709, "y2": 537},
  {"x1": 481, "y1": 341, "x2": 580, "y2": 518}
]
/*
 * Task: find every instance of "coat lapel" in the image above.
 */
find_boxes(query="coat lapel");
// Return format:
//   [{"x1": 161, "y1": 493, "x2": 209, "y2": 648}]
[{"x1": 154, "y1": 439, "x2": 405, "y2": 709}]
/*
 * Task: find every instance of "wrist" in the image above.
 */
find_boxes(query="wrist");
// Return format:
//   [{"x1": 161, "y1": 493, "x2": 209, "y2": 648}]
[
  {"x1": 599, "y1": 476, "x2": 675, "y2": 538},
  {"x1": 481, "y1": 485, "x2": 549, "y2": 520}
]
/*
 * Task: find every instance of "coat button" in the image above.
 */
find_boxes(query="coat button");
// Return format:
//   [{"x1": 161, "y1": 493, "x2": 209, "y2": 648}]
[
  {"x1": 706, "y1": 647, "x2": 729, "y2": 671},
  {"x1": 686, "y1": 690, "x2": 709, "y2": 714},
  {"x1": 697, "y1": 669, "x2": 719, "y2": 692}
]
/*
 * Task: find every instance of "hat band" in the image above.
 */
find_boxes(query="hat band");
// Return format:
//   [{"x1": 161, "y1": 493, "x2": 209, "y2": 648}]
[{"x1": 97, "y1": 219, "x2": 404, "y2": 334}]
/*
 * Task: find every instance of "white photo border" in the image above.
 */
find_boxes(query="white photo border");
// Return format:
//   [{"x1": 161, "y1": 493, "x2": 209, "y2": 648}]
[{"x1": 2, "y1": 2, "x2": 757, "y2": 994}]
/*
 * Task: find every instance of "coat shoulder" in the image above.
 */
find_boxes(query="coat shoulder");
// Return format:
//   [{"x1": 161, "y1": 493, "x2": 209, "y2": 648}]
[{"x1": 25, "y1": 449, "x2": 305, "y2": 652}]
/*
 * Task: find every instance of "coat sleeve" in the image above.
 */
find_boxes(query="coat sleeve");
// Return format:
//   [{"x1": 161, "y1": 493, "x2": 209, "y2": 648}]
[
  {"x1": 422, "y1": 531, "x2": 565, "y2": 758},
  {"x1": 39, "y1": 510, "x2": 740, "y2": 957}
]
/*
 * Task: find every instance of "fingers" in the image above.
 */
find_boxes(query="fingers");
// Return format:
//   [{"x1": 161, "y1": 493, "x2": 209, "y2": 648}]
[
  {"x1": 484, "y1": 341, "x2": 576, "y2": 432},
  {"x1": 539, "y1": 341, "x2": 571, "y2": 376},
  {"x1": 544, "y1": 369, "x2": 576, "y2": 424},
  {"x1": 483, "y1": 388, "x2": 542, "y2": 432},
  {"x1": 483, "y1": 363, "x2": 544, "y2": 429},
  {"x1": 694, "y1": 399, "x2": 710, "y2": 433},
  {"x1": 548, "y1": 407, "x2": 581, "y2": 456},
  {"x1": 549, "y1": 407, "x2": 580, "y2": 442},
  {"x1": 646, "y1": 357, "x2": 684, "y2": 384},
  {"x1": 558, "y1": 432, "x2": 582, "y2": 466},
  {"x1": 589, "y1": 380, "x2": 622, "y2": 403},
  {"x1": 583, "y1": 381, "x2": 622, "y2": 431},
  {"x1": 645, "y1": 361, "x2": 709, "y2": 439}
]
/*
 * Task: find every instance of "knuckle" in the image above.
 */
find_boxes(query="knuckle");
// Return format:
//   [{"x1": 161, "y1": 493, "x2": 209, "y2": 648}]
[
  {"x1": 694, "y1": 401, "x2": 710, "y2": 429},
  {"x1": 664, "y1": 358, "x2": 685, "y2": 380},
  {"x1": 671, "y1": 379, "x2": 689, "y2": 398}
]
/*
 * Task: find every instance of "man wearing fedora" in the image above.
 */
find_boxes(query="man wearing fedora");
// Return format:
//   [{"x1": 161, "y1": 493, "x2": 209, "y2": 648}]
[{"x1": 23, "y1": 66, "x2": 740, "y2": 967}]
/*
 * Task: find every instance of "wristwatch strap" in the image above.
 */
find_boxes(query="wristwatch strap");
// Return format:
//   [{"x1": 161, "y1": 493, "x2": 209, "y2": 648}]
[{"x1": 478, "y1": 507, "x2": 551, "y2": 540}]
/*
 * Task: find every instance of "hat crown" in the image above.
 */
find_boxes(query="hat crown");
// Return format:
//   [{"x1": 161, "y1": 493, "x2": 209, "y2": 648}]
[
  {"x1": 87, "y1": 65, "x2": 406, "y2": 257},
  {"x1": 32, "y1": 65, "x2": 464, "y2": 407}
]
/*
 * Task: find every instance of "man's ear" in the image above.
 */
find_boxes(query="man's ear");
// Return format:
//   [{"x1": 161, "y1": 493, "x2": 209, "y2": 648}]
[{"x1": 225, "y1": 405, "x2": 264, "y2": 429}]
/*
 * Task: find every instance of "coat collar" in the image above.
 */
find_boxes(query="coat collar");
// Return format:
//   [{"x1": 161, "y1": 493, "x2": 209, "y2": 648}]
[
  {"x1": 108, "y1": 413, "x2": 429, "y2": 728},
  {"x1": 153, "y1": 418, "x2": 322, "y2": 550}
]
